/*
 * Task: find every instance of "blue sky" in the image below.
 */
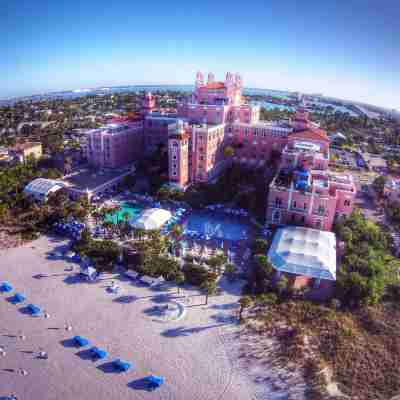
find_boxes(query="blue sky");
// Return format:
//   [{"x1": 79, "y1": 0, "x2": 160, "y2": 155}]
[{"x1": 1, "y1": 0, "x2": 399, "y2": 109}]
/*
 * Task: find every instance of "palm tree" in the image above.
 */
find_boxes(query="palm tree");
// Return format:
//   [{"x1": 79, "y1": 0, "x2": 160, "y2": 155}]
[
  {"x1": 201, "y1": 279, "x2": 217, "y2": 305},
  {"x1": 238, "y1": 296, "x2": 252, "y2": 322},
  {"x1": 175, "y1": 271, "x2": 185, "y2": 295}
]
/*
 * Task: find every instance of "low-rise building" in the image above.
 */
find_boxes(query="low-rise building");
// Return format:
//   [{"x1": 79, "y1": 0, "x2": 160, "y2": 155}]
[
  {"x1": 268, "y1": 226, "x2": 337, "y2": 299},
  {"x1": 23, "y1": 178, "x2": 66, "y2": 202},
  {"x1": 9, "y1": 142, "x2": 42, "y2": 162}
]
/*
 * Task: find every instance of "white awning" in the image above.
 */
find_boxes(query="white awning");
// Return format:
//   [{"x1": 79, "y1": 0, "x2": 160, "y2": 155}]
[
  {"x1": 268, "y1": 226, "x2": 337, "y2": 280},
  {"x1": 131, "y1": 208, "x2": 172, "y2": 230}
]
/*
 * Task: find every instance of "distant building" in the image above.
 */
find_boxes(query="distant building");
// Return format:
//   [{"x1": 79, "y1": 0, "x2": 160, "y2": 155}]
[
  {"x1": 268, "y1": 226, "x2": 336, "y2": 299},
  {"x1": 86, "y1": 118, "x2": 143, "y2": 168},
  {"x1": 9, "y1": 142, "x2": 42, "y2": 162}
]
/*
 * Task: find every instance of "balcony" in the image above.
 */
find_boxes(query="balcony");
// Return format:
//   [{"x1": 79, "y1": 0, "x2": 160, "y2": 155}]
[{"x1": 312, "y1": 209, "x2": 329, "y2": 217}]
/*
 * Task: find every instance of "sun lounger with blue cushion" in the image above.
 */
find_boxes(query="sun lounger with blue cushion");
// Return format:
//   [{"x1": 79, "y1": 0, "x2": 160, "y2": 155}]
[
  {"x1": 0, "y1": 282, "x2": 13, "y2": 293},
  {"x1": 113, "y1": 358, "x2": 131, "y2": 372},
  {"x1": 90, "y1": 347, "x2": 108, "y2": 360},
  {"x1": 27, "y1": 304, "x2": 41, "y2": 316},
  {"x1": 73, "y1": 336, "x2": 90, "y2": 347}
]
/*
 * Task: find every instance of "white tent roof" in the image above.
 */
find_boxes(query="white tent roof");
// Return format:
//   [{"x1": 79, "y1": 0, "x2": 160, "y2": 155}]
[
  {"x1": 268, "y1": 226, "x2": 337, "y2": 281},
  {"x1": 24, "y1": 178, "x2": 65, "y2": 197},
  {"x1": 131, "y1": 208, "x2": 172, "y2": 230}
]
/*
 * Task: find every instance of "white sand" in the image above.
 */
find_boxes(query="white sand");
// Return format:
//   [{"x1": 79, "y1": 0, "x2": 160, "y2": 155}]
[{"x1": 0, "y1": 235, "x2": 271, "y2": 400}]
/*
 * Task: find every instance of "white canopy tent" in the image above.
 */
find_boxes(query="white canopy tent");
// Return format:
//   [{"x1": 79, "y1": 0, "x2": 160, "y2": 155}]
[
  {"x1": 131, "y1": 208, "x2": 172, "y2": 230},
  {"x1": 23, "y1": 178, "x2": 65, "y2": 202},
  {"x1": 268, "y1": 226, "x2": 337, "y2": 281}
]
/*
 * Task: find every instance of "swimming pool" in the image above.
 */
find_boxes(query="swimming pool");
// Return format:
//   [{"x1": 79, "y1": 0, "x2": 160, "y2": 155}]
[
  {"x1": 182, "y1": 211, "x2": 252, "y2": 241},
  {"x1": 104, "y1": 202, "x2": 144, "y2": 224}
]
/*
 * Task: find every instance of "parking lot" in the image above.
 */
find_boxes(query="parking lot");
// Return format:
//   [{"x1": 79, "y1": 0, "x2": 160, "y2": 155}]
[{"x1": 330, "y1": 148, "x2": 365, "y2": 170}]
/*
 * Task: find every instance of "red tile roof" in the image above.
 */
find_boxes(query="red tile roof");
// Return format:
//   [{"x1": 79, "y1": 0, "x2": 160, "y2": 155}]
[
  {"x1": 290, "y1": 128, "x2": 330, "y2": 142},
  {"x1": 204, "y1": 82, "x2": 226, "y2": 90}
]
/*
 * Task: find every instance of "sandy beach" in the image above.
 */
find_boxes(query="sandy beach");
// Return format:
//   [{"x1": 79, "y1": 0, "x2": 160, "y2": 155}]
[{"x1": 0, "y1": 235, "x2": 273, "y2": 400}]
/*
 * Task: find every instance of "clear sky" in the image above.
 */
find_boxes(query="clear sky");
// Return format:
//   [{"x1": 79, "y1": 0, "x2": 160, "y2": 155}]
[{"x1": 1, "y1": 0, "x2": 399, "y2": 109}]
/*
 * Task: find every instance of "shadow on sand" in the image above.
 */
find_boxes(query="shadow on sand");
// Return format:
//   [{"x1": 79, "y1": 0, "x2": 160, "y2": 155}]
[
  {"x1": 113, "y1": 295, "x2": 137, "y2": 304},
  {"x1": 75, "y1": 349, "x2": 96, "y2": 361},
  {"x1": 63, "y1": 275, "x2": 84, "y2": 285},
  {"x1": 5, "y1": 296, "x2": 22, "y2": 305},
  {"x1": 161, "y1": 324, "x2": 222, "y2": 338},
  {"x1": 60, "y1": 338, "x2": 79, "y2": 349},
  {"x1": 97, "y1": 362, "x2": 123, "y2": 374},
  {"x1": 127, "y1": 378, "x2": 152, "y2": 392}
]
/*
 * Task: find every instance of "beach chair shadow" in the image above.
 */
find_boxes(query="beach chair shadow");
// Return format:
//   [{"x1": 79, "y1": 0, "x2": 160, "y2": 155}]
[
  {"x1": 127, "y1": 378, "x2": 151, "y2": 392},
  {"x1": 63, "y1": 275, "x2": 84, "y2": 285},
  {"x1": 75, "y1": 349, "x2": 95, "y2": 361},
  {"x1": 5, "y1": 296, "x2": 18, "y2": 305},
  {"x1": 97, "y1": 361, "x2": 122, "y2": 374},
  {"x1": 60, "y1": 338, "x2": 78, "y2": 348},
  {"x1": 151, "y1": 294, "x2": 170, "y2": 304},
  {"x1": 113, "y1": 295, "x2": 137, "y2": 304}
]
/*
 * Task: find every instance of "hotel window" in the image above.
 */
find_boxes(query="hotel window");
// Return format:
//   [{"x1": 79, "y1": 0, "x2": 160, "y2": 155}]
[
  {"x1": 275, "y1": 198, "x2": 282, "y2": 207},
  {"x1": 304, "y1": 203, "x2": 307, "y2": 210},
  {"x1": 344, "y1": 199, "x2": 351, "y2": 206},
  {"x1": 292, "y1": 201, "x2": 297, "y2": 209}
]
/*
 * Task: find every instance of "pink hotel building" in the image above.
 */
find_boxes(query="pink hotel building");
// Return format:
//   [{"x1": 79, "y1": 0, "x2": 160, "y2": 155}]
[{"x1": 87, "y1": 71, "x2": 356, "y2": 231}]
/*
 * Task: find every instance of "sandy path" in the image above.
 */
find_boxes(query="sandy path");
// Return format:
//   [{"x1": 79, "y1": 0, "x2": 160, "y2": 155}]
[{"x1": 0, "y1": 235, "x2": 267, "y2": 400}]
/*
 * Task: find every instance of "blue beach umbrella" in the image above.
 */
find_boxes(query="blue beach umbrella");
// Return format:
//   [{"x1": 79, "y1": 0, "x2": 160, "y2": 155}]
[
  {"x1": 73, "y1": 336, "x2": 90, "y2": 347},
  {"x1": 27, "y1": 304, "x2": 41, "y2": 316},
  {"x1": 13, "y1": 292, "x2": 26, "y2": 304},
  {"x1": 113, "y1": 358, "x2": 131, "y2": 372},
  {"x1": 0, "y1": 282, "x2": 13, "y2": 293},
  {"x1": 90, "y1": 347, "x2": 108, "y2": 360},
  {"x1": 146, "y1": 374, "x2": 165, "y2": 389}
]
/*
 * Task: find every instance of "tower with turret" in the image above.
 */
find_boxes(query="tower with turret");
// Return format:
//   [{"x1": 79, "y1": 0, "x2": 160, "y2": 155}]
[
  {"x1": 168, "y1": 120, "x2": 190, "y2": 188},
  {"x1": 143, "y1": 92, "x2": 155, "y2": 115}
]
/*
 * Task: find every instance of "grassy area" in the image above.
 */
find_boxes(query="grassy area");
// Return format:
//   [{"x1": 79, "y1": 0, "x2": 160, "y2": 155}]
[{"x1": 246, "y1": 300, "x2": 400, "y2": 400}]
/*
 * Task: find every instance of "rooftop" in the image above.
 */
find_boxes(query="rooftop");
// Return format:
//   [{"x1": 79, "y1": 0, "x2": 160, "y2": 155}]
[
  {"x1": 62, "y1": 168, "x2": 130, "y2": 191},
  {"x1": 268, "y1": 226, "x2": 337, "y2": 281}
]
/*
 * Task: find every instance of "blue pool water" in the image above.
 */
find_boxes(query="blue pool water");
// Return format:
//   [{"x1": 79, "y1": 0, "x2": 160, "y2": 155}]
[
  {"x1": 105, "y1": 202, "x2": 144, "y2": 224},
  {"x1": 182, "y1": 211, "x2": 252, "y2": 241}
]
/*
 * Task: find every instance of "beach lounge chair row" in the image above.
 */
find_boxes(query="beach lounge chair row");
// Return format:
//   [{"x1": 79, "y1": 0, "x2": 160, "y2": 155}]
[
  {"x1": 70, "y1": 336, "x2": 164, "y2": 389},
  {"x1": 124, "y1": 271, "x2": 164, "y2": 287},
  {"x1": 1, "y1": 281, "x2": 42, "y2": 315}
]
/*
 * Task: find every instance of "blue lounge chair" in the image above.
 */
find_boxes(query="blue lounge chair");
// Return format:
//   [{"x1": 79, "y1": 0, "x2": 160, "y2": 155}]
[
  {"x1": 90, "y1": 347, "x2": 108, "y2": 360},
  {"x1": 13, "y1": 292, "x2": 26, "y2": 304},
  {"x1": 146, "y1": 374, "x2": 165, "y2": 390},
  {"x1": 73, "y1": 336, "x2": 90, "y2": 347},
  {"x1": 27, "y1": 304, "x2": 41, "y2": 316},
  {"x1": 113, "y1": 358, "x2": 131, "y2": 372},
  {"x1": 0, "y1": 282, "x2": 13, "y2": 293}
]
